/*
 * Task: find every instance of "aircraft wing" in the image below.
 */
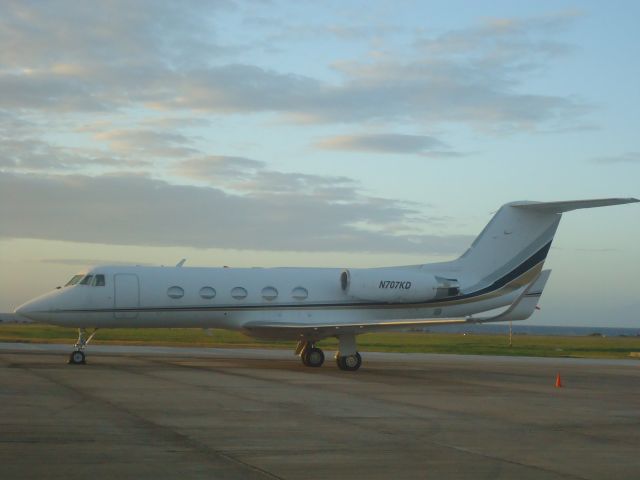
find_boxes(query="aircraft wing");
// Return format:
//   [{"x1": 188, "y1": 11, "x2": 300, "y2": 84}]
[
  {"x1": 243, "y1": 270, "x2": 551, "y2": 340},
  {"x1": 242, "y1": 316, "x2": 473, "y2": 340}
]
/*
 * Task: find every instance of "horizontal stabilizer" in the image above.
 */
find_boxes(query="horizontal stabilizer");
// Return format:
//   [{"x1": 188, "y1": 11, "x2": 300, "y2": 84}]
[
  {"x1": 511, "y1": 198, "x2": 638, "y2": 214},
  {"x1": 468, "y1": 270, "x2": 551, "y2": 323}
]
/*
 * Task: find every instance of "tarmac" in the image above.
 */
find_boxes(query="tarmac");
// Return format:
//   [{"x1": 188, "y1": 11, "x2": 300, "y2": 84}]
[{"x1": 1, "y1": 343, "x2": 639, "y2": 479}]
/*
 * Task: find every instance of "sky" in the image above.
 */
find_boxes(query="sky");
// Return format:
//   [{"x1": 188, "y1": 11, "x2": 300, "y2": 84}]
[{"x1": 0, "y1": 0, "x2": 638, "y2": 327}]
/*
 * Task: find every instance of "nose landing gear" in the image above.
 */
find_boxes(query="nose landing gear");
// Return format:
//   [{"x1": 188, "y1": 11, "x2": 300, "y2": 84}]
[
  {"x1": 69, "y1": 350, "x2": 85, "y2": 364},
  {"x1": 68, "y1": 328, "x2": 98, "y2": 365}
]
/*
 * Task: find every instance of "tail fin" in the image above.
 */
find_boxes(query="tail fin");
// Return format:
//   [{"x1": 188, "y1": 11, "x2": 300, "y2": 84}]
[{"x1": 453, "y1": 198, "x2": 638, "y2": 292}]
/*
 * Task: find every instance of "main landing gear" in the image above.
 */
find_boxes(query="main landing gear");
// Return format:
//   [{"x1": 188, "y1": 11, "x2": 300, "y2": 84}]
[
  {"x1": 68, "y1": 328, "x2": 98, "y2": 365},
  {"x1": 335, "y1": 352, "x2": 362, "y2": 371},
  {"x1": 335, "y1": 334, "x2": 362, "y2": 371},
  {"x1": 296, "y1": 334, "x2": 363, "y2": 371}
]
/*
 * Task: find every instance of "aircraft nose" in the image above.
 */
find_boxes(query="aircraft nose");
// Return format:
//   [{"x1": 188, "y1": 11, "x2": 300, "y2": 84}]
[
  {"x1": 14, "y1": 297, "x2": 51, "y2": 321},
  {"x1": 14, "y1": 301, "x2": 26, "y2": 315},
  {"x1": 14, "y1": 300, "x2": 35, "y2": 318}
]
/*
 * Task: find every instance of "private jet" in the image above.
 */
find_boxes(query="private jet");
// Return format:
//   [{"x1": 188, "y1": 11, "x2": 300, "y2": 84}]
[{"x1": 10, "y1": 198, "x2": 638, "y2": 370}]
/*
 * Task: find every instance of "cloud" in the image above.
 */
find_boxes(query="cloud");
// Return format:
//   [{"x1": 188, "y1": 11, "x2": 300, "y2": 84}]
[
  {"x1": 94, "y1": 129, "x2": 200, "y2": 158},
  {"x1": 144, "y1": 61, "x2": 583, "y2": 130},
  {"x1": 176, "y1": 156, "x2": 358, "y2": 199},
  {"x1": 416, "y1": 12, "x2": 579, "y2": 62},
  {"x1": 178, "y1": 156, "x2": 266, "y2": 182},
  {"x1": 0, "y1": 1, "x2": 234, "y2": 69},
  {"x1": 315, "y1": 133, "x2": 456, "y2": 156},
  {"x1": 0, "y1": 134, "x2": 150, "y2": 172},
  {"x1": 0, "y1": 72, "x2": 109, "y2": 112},
  {"x1": 0, "y1": 115, "x2": 199, "y2": 173},
  {"x1": 0, "y1": 1, "x2": 237, "y2": 112},
  {"x1": 0, "y1": 3, "x2": 587, "y2": 132},
  {"x1": 151, "y1": 64, "x2": 323, "y2": 114},
  {"x1": 0, "y1": 171, "x2": 473, "y2": 255},
  {"x1": 590, "y1": 152, "x2": 640, "y2": 164},
  {"x1": 161, "y1": 12, "x2": 584, "y2": 129},
  {"x1": 38, "y1": 258, "x2": 154, "y2": 267}
]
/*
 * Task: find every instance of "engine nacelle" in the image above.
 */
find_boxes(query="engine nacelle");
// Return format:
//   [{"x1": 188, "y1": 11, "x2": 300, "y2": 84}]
[{"x1": 340, "y1": 268, "x2": 460, "y2": 303}]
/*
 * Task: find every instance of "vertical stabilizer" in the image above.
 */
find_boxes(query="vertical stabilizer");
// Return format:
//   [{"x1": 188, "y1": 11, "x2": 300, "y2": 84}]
[{"x1": 452, "y1": 198, "x2": 638, "y2": 292}]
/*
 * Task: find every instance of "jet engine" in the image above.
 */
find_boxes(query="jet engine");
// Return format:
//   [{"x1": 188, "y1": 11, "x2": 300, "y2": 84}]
[{"x1": 340, "y1": 268, "x2": 460, "y2": 303}]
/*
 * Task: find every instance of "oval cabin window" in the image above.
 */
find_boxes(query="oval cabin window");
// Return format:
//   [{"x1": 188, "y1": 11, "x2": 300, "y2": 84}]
[
  {"x1": 261, "y1": 286, "x2": 278, "y2": 301},
  {"x1": 291, "y1": 286, "x2": 308, "y2": 300},
  {"x1": 199, "y1": 286, "x2": 216, "y2": 299},
  {"x1": 167, "y1": 286, "x2": 184, "y2": 299},
  {"x1": 231, "y1": 286, "x2": 248, "y2": 300}
]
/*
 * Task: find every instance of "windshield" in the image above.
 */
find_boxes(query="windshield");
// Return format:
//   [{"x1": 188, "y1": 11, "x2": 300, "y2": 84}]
[{"x1": 64, "y1": 274, "x2": 84, "y2": 287}]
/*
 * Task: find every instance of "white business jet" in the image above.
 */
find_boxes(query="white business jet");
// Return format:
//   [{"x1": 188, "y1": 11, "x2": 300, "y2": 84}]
[{"x1": 11, "y1": 198, "x2": 638, "y2": 370}]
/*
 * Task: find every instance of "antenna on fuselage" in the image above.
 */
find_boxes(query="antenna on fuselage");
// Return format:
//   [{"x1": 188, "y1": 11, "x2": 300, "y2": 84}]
[{"x1": 176, "y1": 259, "x2": 186, "y2": 267}]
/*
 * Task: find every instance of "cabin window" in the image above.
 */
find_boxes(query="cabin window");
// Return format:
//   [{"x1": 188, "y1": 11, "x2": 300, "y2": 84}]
[
  {"x1": 199, "y1": 286, "x2": 216, "y2": 299},
  {"x1": 291, "y1": 286, "x2": 308, "y2": 300},
  {"x1": 93, "y1": 275, "x2": 105, "y2": 287},
  {"x1": 79, "y1": 275, "x2": 94, "y2": 285},
  {"x1": 167, "y1": 286, "x2": 184, "y2": 299},
  {"x1": 65, "y1": 275, "x2": 83, "y2": 287},
  {"x1": 261, "y1": 286, "x2": 278, "y2": 301},
  {"x1": 231, "y1": 287, "x2": 248, "y2": 300}
]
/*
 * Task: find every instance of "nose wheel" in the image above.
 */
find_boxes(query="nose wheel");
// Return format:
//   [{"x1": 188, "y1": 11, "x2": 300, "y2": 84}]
[
  {"x1": 69, "y1": 350, "x2": 86, "y2": 365},
  {"x1": 68, "y1": 328, "x2": 97, "y2": 365}
]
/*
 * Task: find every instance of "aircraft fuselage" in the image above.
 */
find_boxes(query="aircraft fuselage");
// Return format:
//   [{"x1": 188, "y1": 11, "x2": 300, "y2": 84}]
[{"x1": 18, "y1": 265, "x2": 522, "y2": 333}]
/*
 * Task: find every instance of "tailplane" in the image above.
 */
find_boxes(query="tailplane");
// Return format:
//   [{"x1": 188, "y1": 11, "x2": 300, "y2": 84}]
[{"x1": 469, "y1": 269, "x2": 552, "y2": 323}]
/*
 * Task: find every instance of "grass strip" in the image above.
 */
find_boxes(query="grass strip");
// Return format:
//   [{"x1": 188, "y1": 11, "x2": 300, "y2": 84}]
[{"x1": 1, "y1": 324, "x2": 639, "y2": 359}]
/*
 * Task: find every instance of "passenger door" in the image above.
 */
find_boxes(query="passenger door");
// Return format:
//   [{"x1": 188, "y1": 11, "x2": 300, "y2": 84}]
[{"x1": 114, "y1": 274, "x2": 139, "y2": 319}]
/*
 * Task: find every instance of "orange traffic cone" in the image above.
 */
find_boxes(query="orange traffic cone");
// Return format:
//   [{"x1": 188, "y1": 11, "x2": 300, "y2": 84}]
[{"x1": 554, "y1": 372, "x2": 563, "y2": 388}]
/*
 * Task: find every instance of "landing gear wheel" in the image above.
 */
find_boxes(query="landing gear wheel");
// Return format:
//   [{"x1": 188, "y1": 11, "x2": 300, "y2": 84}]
[
  {"x1": 336, "y1": 352, "x2": 362, "y2": 371},
  {"x1": 301, "y1": 352, "x2": 310, "y2": 366},
  {"x1": 68, "y1": 328, "x2": 98, "y2": 365},
  {"x1": 302, "y1": 347, "x2": 325, "y2": 367},
  {"x1": 68, "y1": 350, "x2": 86, "y2": 365}
]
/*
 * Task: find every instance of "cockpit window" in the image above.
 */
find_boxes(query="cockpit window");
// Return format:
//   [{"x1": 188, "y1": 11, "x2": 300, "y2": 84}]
[
  {"x1": 79, "y1": 275, "x2": 94, "y2": 285},
  {"x1": 93, "y1": 274, "x2": 105, "y2": 286},
  {"x1": 65, "y1": 275, "x2": 84, "y2": 287}
]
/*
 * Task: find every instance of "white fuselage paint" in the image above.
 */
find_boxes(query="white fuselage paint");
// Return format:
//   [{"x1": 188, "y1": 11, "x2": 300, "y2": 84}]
[{"x1": 16, "y1": 265, "x2": 520, "y2": 330}]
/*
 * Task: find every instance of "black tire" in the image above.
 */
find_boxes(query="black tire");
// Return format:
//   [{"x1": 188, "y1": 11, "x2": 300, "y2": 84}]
[
  {"x1": 301, "y1": 350, "x2": 310, "y2": 366},
  {"x1": 336, "y1": 352, "x2": 362, "y2": 371},
  {"x1": 305, "y1": 347, "x2": 324, "y2": 367},
  {"x1": 68, "y1": 350, "x2": 85, "y2": 365}
]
